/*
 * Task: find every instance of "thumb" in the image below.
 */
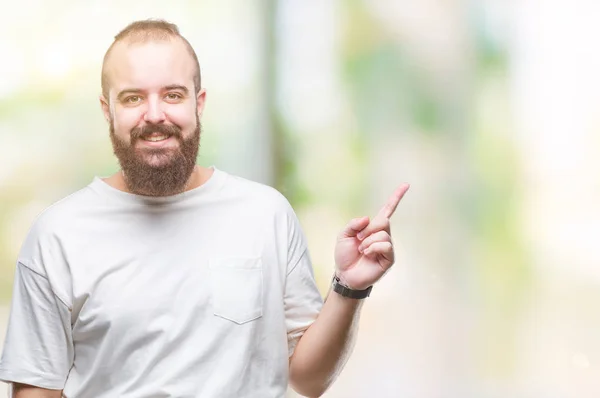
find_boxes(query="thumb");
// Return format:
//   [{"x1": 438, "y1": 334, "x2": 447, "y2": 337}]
[{"x1": 339, "y1": 216, "x2": 370, "y2": 239}]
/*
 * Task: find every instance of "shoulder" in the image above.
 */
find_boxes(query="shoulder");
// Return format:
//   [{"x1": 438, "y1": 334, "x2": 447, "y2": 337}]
[
  {"x1": 16, "y1": 182, "x2": 97, "y2": 273},
  {"x1": 220, "y1": 171, "x2": 296, "y2": 215},
  {"x1": 24, "y1": 183, "x2": 98, "y2": 241}
]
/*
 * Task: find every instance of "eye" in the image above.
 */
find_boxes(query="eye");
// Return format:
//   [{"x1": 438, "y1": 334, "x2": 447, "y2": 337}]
[
  {"x1": 165, "y1": 92, "x2": 183, "y2": 101},
  {"x1": 124, "y1": 95, "x2": 142, "y2": 104}
]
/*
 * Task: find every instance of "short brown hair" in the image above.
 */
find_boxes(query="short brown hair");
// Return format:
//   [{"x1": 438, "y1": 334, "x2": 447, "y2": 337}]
[{"x1": 101, "y1": 19, "x2": 201, "y2": 98}]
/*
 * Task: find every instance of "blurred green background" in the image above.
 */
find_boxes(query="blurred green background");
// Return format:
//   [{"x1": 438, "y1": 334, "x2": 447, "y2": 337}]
[{"x1": 1, "y1": 0, "x2": 600, "y2": 397}]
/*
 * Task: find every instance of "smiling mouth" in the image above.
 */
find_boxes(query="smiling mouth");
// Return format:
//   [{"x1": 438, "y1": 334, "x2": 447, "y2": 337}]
[
  {"x1": 137, "y1": 130, "x2": 180, "y2": 143},
  {"x1": 142, "y1": 134, "x2": 170, "y2": 142}
]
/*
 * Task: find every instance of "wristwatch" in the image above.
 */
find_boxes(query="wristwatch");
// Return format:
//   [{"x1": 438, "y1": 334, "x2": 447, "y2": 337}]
[{"x1": 331, "y1": 275, "x2": 373, "y2": 299}]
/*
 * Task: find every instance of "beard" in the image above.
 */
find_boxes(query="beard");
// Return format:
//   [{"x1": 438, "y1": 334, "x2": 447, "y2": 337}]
[{"x1": 109, "y1": 116, "x2": 201, "y2": 197}]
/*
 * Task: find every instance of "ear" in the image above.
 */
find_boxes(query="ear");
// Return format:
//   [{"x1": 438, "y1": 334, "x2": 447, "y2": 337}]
[
  {"x1": 99, "y1": 95, "x2": 111, "y2": 124},
  {"x1": 196, "y1": 88, "x2": 207, "y2": 119}
]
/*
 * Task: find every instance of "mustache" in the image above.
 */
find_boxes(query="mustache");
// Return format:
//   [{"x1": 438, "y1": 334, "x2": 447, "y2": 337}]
[{"x1": 130, "y1": 124, "x2": 182, "y2": 141}]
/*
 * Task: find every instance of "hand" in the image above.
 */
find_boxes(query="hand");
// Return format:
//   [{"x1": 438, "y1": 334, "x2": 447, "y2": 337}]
[{"x1": 334, "y1": 184, "x2": 410, "y2": 290}]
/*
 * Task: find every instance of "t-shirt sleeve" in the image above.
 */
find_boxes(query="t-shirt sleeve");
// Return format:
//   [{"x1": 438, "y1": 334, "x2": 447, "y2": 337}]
[
  {"x1": 0, "y1": 261, "x2": 74, "y2": 390},
  {"x1": 283, "y1": 206, "x2": 323, "y2": 358}
]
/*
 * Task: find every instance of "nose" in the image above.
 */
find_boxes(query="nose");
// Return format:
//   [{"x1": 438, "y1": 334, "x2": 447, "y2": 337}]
[{"x1": 143, "y1": 97, "x2": 166, "y2": 124}]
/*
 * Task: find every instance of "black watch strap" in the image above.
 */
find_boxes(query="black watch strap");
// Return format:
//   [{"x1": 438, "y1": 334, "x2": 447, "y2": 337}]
[{"x1": 331, "y1": 275, "x2": 372, "y2": 299}]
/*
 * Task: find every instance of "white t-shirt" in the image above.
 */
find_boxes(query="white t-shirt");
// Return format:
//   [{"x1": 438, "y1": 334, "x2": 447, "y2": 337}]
[{"x1": 0, "y1": 167, "x2": 324, "y2": 398}]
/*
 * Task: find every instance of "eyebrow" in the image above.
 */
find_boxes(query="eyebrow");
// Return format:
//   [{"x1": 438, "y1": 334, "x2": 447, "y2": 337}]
[
  {"x1": 164, "y1": 85, "x2": 189, "y2": 94},
  {"x1": 116, "y1": 85, "x2": 190, "y2": 101}
]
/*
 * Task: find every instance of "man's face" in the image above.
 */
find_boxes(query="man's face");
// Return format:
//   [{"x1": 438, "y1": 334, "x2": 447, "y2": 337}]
[{"x1": 101, "y1": 39, "x2": 206, "y2": 196}]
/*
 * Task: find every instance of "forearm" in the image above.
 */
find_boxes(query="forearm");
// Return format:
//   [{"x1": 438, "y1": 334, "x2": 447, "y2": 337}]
[
  {"x1": 289, "y1": 287, "x2": 365, "y2": 397},
  {"x1": 13, "y1": 383, "x2": 62, "y2": 398}
]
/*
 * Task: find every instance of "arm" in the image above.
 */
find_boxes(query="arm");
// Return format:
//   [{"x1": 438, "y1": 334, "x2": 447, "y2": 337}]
[
  {"x1": 0, "y1": 263, "x2": 74, "y2": 395},
  {"x1": 13, "y1": 383, "x2": 62, "y2": 398},
  {"x1": 289, "y1": 184, "x2": 409, "y2": 397},
  {"x1": 289, "y1": 288, "x2": 363, "y2": 397}
]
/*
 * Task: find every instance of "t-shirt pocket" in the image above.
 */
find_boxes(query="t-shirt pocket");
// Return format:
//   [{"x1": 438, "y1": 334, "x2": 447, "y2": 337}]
[{"x1": 208, "y1": 257, "x2": 263, "y2": 324}]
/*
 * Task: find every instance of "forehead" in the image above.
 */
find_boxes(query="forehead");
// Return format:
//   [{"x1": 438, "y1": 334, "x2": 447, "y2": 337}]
[{"x1": 106, "y1": 39, "x2": 195, "y2": 97}]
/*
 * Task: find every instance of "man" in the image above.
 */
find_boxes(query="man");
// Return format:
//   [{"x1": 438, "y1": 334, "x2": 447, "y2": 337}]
[{"x1": 0, "y1": 19, "x2": 409, "y2": 398}]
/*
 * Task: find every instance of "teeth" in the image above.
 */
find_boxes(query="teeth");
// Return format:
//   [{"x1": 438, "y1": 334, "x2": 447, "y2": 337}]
[{"x1": 144, "y1": 135, "x2": 168, "y2": 142}]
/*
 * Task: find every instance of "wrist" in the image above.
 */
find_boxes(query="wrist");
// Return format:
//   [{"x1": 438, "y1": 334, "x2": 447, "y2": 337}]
[{"x1": 331, "y1": 274, "x2": 373, "y2": 299}]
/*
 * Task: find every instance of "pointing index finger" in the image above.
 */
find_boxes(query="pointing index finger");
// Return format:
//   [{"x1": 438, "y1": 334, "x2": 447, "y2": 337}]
[{"x1": 378, "y1": 183, "x2": 410, "y2": 219}]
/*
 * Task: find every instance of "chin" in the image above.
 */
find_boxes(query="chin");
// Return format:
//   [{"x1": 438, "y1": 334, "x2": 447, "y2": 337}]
[{"x1": 139, "y1": 150, "x2": 177, "y2": 167}]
